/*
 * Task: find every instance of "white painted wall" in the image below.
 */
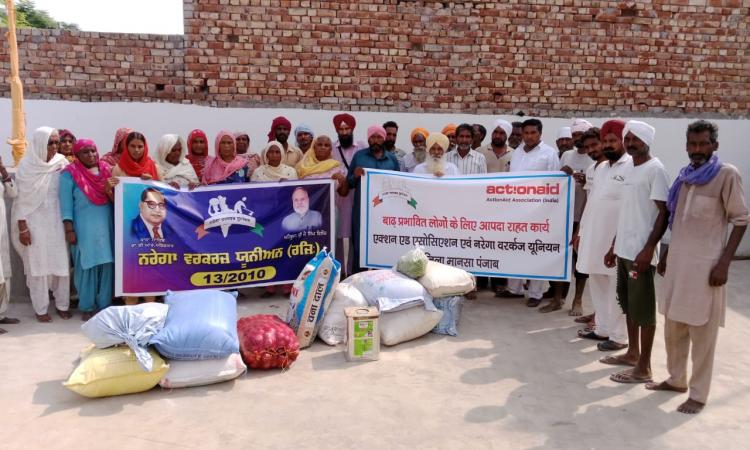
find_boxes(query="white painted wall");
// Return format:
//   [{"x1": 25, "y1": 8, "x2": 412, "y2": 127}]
[{"x1": 2, "y1": 98, "x2": 749, "y2": 256}]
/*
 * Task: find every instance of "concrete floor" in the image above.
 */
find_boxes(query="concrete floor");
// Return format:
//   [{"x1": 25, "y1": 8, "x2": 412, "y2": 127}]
[{"x1": 2, "y1": 262, "x2": 750, "y2": 449}]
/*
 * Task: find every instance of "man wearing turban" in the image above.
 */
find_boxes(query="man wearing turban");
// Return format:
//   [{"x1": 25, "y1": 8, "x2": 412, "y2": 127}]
[
  {"x1": 330, "y1": 113, "x2": 365, "y2": 276},
  {"x1": 441, "y1": 124, "x2": 458, "y2": 152},
  {"x1": 575, "y1": 120, "x2": 630, "y2": 354},
  {"x1": 478, "y1": 119, "x2": 513, "y2": 174},
  {"x1": 604, "y1": 119, "x2": 670, "y2": 385},
  {"x1": 346, "y1": 125, "x2": 401, "y2": 274},
  {"x1": 268, "y1": 116, "x2": 304, "y2": 167}
]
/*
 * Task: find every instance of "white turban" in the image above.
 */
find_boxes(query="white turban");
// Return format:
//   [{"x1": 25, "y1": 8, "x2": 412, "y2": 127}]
[
  {"x1": 557, "y1": 127, "x2": 572, "y2": 139},
  {"x1": 492, "y1": 119, "x2": 512, "y2": 138},
  {"x1": 571, "y1": 118, "x2": 593, "y2": 134},
  {"x1": 623, "y1": 120, "x2": 656, "y2": 147}
]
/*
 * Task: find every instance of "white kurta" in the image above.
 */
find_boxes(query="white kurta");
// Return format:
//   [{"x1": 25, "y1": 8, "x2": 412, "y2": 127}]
[
  {"x1": 11, "y1": 171, "x2": 70, "y2": 277},
  {"x1": 0, "y1": 179, "x2": 18, "y2": 283},
  {"x1": 412, "y1": 162, "x2": 461, "y2": 176},
  {"x1": 576, "y1": 154, "x2": 633, "y2": 275}
]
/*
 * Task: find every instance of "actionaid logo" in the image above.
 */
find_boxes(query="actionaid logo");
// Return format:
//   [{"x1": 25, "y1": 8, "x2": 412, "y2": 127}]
[{"x1": 486, "y1": 183, "x2": 561, "y2": 195}]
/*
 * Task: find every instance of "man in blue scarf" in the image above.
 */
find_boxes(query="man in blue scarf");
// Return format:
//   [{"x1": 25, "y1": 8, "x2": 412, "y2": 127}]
[{"x1": 646, "y1": 120, "x2": 748, "y2": 414}]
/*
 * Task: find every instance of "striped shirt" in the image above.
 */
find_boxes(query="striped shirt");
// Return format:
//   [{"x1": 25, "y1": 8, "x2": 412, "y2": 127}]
[{"x1": 445, "y1": 149, "x2": 487, "y2": 175}]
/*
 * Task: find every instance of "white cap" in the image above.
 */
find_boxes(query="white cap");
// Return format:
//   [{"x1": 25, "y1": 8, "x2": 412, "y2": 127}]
[{"x1": 557, "y1": 127, "x2": 572, "y2": 140}]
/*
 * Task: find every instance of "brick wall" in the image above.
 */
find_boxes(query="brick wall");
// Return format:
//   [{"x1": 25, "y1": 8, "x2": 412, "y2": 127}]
[{"x1": 2, "y1": 0, "x2": 749, "y2": 117}]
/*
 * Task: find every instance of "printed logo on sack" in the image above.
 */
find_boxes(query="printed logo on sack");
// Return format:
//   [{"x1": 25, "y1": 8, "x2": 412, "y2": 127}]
[
  {"x1": 373, "y1": 178, "x2": 418, "y2": 209},
  {"x1": 195, "y1": 194, "x2": 265, "y2": 239}
]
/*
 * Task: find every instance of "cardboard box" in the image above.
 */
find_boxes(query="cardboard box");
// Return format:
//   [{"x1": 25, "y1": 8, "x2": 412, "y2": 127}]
[{"x1": 345, "y1": 306, "x2": 380, "y2": 362}]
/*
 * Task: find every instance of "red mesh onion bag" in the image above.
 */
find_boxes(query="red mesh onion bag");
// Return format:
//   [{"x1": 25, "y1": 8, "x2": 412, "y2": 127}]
[{"x1": 237, "y1": 315, "x2": 300, "y2": 370}]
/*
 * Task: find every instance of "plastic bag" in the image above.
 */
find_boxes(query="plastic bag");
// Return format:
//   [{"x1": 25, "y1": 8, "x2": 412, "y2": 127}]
[
  {"x1": 286, "y1": 250, "x2": 341, "y2": 348},
  {"x1": 150, "y1": 290, "x2": 239, "y2": 361},
  {"x1": 346, "y1": 269, "x2": 436, "y2": 313},
  {"x1": 318, "y1": 283, "x2": 368, "y2": 346},
  {"x1": 237, "y1": 315, "x2": 300, "y2": 370},
  {"x1": 396, "y1": 246, "x2": 429, "y2": 279},
  {"x1": 64, "y1": 346, "x2": 169, "y2": 398},
  {"x1": 80, "y1": 303, "x2": 169, "y2": 372},
  {"x1": 432, "y1": 296, "x2": 464, "y2": 336}
]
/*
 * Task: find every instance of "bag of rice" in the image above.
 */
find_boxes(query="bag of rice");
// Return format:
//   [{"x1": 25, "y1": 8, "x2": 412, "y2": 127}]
[
  {"x1": 346, "y1": 269, "x2": 436, "y2": 313},
  {"x1": 396, "y1": 247, "x2": 429, "y2": 279},
  {"x1": 380, "y1": 307, "x2": 443, "y2": 346},
  {"x1": 418, "y1": 261, "x2": 475, "y2": 298},
  {"x1": 159, "y1": 354, "x2": 246, "y2": 389},
  {"x1": 318, "y1": 283, "x2": 368, "y2": 346}
]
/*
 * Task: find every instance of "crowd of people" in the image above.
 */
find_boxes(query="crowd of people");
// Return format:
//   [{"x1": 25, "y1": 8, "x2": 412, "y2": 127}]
[{"x1": 0, "y1": 112, "x2": 746, "y2": 415}]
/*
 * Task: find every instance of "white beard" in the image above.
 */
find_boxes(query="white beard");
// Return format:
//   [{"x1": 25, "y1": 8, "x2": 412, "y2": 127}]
[{"x1": 425, "y1": 156, "x2": 446, "y2": 174}]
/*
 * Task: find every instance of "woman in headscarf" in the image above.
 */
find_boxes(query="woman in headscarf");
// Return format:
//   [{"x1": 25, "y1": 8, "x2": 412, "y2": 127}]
[
  {"x1": 155, "y1": 134, "x2": 199, "y2": 189},
  {"x1": 404, "y1": 127, "x2": 429, "y2": 172},
  {"x1": 100, "y1": 127, "x2": 132, "y2": 167},
  {"x1": 110, "y1": 131, "x2": 161, "y2": 180},
  {"x1": 251, "y1": 141, "x2": 298, "y2": 182},
  {"x1": 295, "y1": 135, "x2": 348, "y2": 196},
  {"x1": 106, "y1": 131, "x2": 160, "y2": 306},
  {"x1": 186, "y1": 129, "x2": 210, "y2": 180},
  {"x1": 11, "y1": 127, "x2": 72, "y2": 322},
  {"x1": 59, "y1": 139, "x2": 114, "y2": 321},
  {"x1": 234, "y1": 131, "x2": 262, "y2": 180},
  {"x1": 58, "y1": 129, "x2": 77, "y2": 162},
  {"x1": 202, "y1": 131, "x2": 250, "y2": 185}
]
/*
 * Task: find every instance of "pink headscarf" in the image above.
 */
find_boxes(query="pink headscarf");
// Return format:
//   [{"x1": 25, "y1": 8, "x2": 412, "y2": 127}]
[
  {"x1": 201, "y1": 130, "x2": 248, "y2": 184},
  {"x1": 64, "y1": 139, "x2": 112, "y2": 206},
  {"x1": 100, "y1": 127, "x2": 131, "y2": 166}
]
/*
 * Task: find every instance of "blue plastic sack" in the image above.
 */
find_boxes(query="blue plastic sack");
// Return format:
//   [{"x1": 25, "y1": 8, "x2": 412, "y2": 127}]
[
  {"x1": 431, "y1": 296, "x2": 464, "y2": 337},
  {"x1": 149, "y1": 290, "x2": 239, "y2": 360}
]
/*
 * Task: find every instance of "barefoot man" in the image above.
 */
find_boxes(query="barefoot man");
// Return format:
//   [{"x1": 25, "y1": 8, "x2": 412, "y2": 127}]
[
  {"x1": 646, "y1": 120, "x2": 748, "y2": 414},
  {"x1": 604, "y1": 120, "x2": 670, "y2": 384}
]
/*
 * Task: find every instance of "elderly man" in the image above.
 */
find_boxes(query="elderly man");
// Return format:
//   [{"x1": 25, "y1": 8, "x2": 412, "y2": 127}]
[
  {"x1": 501, "y1": 118, "x2": 562, "y2": 310},
  {"x1": 347, "y1": 125, "x2": 401, "y2": 274},
  {"x1": 331, "y1": 113, "x2": 365, "y2": 277},
  {"x1": 472, "y1": 124, "x2": 487, "y2": 150},
  {"x1": 556, "y1": 127, "x2": 574, "y2": 157},
  {"x1": 404, "y1": 127, "x2": 429, "y2": 172},
  {"x1": 413, "y1": 133, "x2": 460, "y2": 176},
  {"x1": 604, "y1": 120, "x2": 670, "y2": 384},
  {"x1": 446, "y1": 124, "x2": 487, "y2": 175},
  {"x1": 646, "y1": 120, "x2": 748, "y2": 414},
  {"x1": 294, "y1": 124, "x2": 315, "y2": 154},
  {"x1": 478, "y1": 119, "x2": 513, "y2": 174},
  {"x1": 282, "y1": 187, "x2": 323, "y2": 232},
  {"x1": 268, "y1": 116, "x2": 304, "y2": 167},
  {"x1": 442, "y1": 124, "x2": 458, "y2": 152},
  {"x1": 574, "y1": 121, "x2": 630, "y2": 351},
  {"x1": 383, "y1": 121, "x2": 406, "y2": 171},
  {"x1": 508, "y1": 121, "x2": 524, "y2": 149}
]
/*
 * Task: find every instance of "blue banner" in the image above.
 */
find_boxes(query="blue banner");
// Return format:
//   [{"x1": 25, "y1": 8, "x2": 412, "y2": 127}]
[{"x1": 115, "y1": 178, "x2": 335, "y2": 296}]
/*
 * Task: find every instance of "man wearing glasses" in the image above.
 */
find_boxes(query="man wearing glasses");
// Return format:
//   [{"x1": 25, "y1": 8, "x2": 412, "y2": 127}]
[{"x1": 132, "y1": 187, "x2": 172, "y2": 240}]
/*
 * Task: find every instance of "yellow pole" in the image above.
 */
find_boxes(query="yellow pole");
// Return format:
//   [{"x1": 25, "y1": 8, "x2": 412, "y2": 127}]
[{"x1": 5, "y1": 0, "x2": 27, "y2": 166}]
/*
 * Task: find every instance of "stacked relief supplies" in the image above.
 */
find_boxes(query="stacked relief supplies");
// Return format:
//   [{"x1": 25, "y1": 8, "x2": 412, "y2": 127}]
[{"x1": 319, "y1": 247, "x2": 474, "y2": 347}]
